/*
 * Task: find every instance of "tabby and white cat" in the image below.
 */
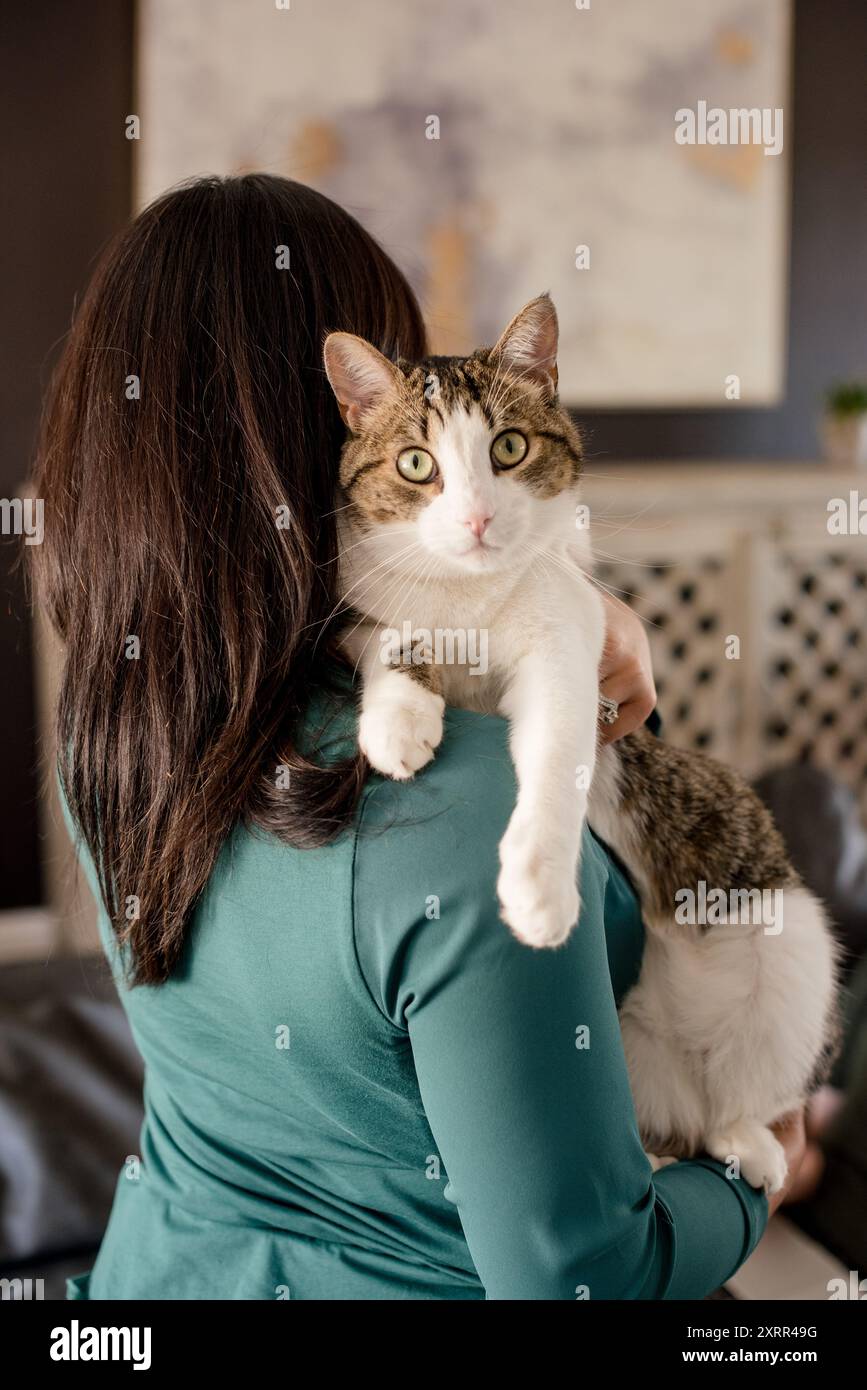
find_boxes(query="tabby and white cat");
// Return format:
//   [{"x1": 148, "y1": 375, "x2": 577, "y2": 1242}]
[{"x1": 323, "y1": 296, "x2": 838, "y2": 1192}]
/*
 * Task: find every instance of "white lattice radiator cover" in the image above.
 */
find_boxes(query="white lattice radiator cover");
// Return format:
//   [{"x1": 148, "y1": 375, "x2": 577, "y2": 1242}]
[{"x1": 586, "y1": 464, "x2": 867, "y2": 814}]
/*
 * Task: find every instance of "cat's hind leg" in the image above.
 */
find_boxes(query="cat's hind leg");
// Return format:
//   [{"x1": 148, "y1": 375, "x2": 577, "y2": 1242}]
[
  {"x1": 705, "y1": 1121, "x2": 788, "y2": 1195},
  {"x1": 619, "y1": 956, "x2": 708, "y2": 1165}
]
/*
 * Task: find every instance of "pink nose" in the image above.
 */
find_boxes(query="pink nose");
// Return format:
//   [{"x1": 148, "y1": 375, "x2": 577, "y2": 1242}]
[{"x1": 463, "y1": 514, "x2": 492, "y2": 540}]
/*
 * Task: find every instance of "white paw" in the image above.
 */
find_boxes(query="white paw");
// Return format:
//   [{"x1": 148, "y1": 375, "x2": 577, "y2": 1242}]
[
  {"x1": 497, "y1": 817, "x2": 580, "y2": 948},
  {"x1": 359, "y1": 680, "x2": 445, "y2": 781},
  {"x1": 705, "y1": 1123, "x2": 788, "y2": 1195}
]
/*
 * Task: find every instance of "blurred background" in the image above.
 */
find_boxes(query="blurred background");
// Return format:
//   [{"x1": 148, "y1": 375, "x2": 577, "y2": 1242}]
[{"x1": 1, "y1": 0, "x2": 866, "y2": 1299}]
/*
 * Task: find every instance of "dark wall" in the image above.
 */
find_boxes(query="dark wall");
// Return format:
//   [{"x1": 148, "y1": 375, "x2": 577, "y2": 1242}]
[
  {"x1": 0, "y1": 1, "x2": 133, "y2": 907},
  {"x1": 578, "y1": 0, "x2": 867, "y2": 461}
]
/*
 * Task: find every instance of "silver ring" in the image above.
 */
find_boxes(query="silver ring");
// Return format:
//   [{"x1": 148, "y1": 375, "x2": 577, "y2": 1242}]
[{"x1": 599, "y1": 694, "x2": 620, "y2": 726}]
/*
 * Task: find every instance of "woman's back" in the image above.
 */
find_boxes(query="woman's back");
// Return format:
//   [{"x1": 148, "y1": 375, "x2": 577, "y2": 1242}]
[
  {"x1": 68, "y1": 704, "x2": 766, "y2": 1301},
  {"x1": 74, "y1": 707, "x2": 506, "y2": 1300}
]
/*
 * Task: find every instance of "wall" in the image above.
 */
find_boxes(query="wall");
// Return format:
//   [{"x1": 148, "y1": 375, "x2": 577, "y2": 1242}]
[{"x1": 0, "y1": 0, "x2": 134, "y2": 909}]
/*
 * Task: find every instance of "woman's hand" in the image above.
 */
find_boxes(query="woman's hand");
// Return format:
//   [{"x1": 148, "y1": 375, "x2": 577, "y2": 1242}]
[
  {"x1": 766, "y1": 1110, "x2": 809, "y2": 1217},
  {"x1": 779, "y1": 1087, "x2": 842, "y2": 1207},
  {"x1": 598, "y1": 591, "x2": 657, "y2": 744}
]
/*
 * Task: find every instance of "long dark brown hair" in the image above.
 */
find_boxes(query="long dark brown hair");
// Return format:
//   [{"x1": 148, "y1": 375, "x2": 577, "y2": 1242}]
[{"x1": 31, "y1": 174, "x2": 427, "y2": 985}]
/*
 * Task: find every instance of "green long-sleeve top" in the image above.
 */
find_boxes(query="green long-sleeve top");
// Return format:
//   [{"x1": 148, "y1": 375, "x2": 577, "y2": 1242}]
[{"x1": 68, "y1": 705, "x2": 766, "y2": 1301}]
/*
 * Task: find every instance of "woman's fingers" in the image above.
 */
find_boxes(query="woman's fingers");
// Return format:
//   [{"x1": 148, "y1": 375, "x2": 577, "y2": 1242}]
[{"x1": 598, "y1": 594, "x2": 657, "y2": 744}]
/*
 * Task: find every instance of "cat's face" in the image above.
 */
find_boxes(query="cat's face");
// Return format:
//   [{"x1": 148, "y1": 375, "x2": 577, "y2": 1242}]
[{"x1": 324, "y1": 296, "x2": 582, "y2": 577}]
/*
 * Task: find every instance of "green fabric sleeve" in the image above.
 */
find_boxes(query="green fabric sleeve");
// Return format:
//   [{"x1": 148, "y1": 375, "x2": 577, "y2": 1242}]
[{"x1": 353, "y1": 761, "x2": 767, "y2": 1300}]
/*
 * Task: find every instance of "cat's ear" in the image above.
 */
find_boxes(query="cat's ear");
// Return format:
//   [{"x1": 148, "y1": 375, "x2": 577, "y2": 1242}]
[
  {"x1": 490, "y1": 294, "x2": 559, "y2": 393},
  {"x1": 323, "y1": 333, "x2": 401, "y2": 431}
]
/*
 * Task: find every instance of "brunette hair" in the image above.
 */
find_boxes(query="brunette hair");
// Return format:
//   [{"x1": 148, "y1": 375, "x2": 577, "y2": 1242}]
[{"x1": 31, "y1": 174, "x2": 427, "y2": 985}]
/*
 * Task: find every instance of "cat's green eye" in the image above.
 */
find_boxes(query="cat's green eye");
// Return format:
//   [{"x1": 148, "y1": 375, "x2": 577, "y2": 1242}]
[
  {"x1": 491, "y1": 430, "x2": 528, "y2": 468},
  {"x1": 396, "y1": 447, "x2": 436, "y2": 483}
]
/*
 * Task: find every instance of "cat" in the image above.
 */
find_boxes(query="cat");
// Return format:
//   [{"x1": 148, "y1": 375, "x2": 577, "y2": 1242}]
[{"x1": 323, "y1": 295, "x2": 839, "y2": 1192}]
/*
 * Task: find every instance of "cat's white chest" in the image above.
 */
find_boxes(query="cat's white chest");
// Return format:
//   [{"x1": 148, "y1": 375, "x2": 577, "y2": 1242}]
[{"x1": 346, "y1": 555, "x2": 598, "y2": 721}]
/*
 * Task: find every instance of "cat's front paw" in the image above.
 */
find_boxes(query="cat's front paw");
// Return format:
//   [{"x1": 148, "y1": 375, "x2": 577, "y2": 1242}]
[
  {"x1": 497, "y1": 819, "x2": 580, "y2": 948},
  {"x1": 359, "y1": 679, "x2": 445, "y2": 781}
]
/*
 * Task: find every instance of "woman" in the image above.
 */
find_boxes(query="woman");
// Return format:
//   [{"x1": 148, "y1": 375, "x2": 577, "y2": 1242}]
[{"x1": 32, "y1": 174, "x2": 804, "y2": 1300}]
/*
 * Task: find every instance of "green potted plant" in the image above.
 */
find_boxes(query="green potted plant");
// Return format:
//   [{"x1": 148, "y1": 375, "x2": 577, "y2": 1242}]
[{"x1": 823, "y1": 381, "x2": 867, "y2": 468}]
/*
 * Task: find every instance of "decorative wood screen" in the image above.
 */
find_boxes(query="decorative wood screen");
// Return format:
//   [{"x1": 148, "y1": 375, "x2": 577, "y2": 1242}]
[{"x1": 588, "y1": 465, "x2": 867, "y2": 813}]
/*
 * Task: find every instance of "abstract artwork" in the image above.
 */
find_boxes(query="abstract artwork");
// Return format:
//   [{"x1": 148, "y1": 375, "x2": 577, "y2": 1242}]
[{"x1": 138, "y1": 0, "x2": 791, "y2": 406}]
